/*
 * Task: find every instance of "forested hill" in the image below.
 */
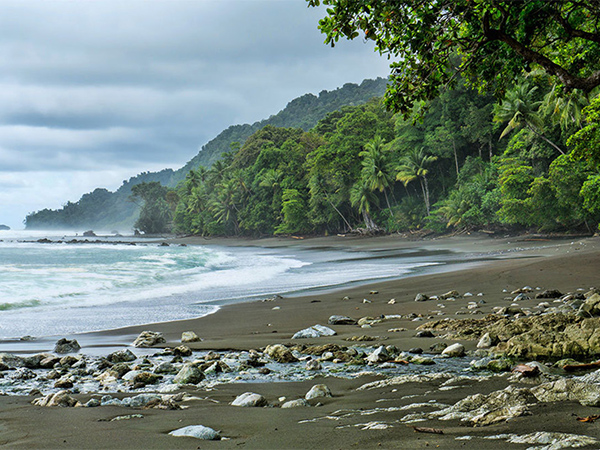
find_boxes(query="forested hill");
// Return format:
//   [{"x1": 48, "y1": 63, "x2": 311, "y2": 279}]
[
  {"x1": 25, "y1": 78, "x2": 387, "y2": 230},
  {"x1": 173, "y1": 78, "x2": 387, "y2": 184}
]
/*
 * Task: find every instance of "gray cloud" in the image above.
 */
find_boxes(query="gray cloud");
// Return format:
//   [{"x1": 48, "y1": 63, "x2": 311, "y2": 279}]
[{"x1": 0, "y1": 0, "x2": 391, "y2": 227}]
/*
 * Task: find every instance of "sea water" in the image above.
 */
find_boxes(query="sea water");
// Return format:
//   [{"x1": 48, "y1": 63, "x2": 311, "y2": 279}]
[{"x1": 0, "y1": 230, "x2": 456, "y2": 339}]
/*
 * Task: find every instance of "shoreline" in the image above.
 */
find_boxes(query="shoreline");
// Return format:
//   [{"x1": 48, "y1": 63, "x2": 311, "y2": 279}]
[{"x1": 0, "y1": 232, "x2": 590, "y2": 353}]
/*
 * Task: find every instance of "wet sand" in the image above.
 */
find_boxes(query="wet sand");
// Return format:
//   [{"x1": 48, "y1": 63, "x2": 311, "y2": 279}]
[{"x1": 1, "y1": 233, "x2": 600, "y2": 449}]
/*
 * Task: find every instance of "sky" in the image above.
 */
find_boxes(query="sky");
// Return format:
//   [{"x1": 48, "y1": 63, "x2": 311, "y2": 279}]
[{"x1": 0, "y1": 0, "x2": 390, "y2": 229}]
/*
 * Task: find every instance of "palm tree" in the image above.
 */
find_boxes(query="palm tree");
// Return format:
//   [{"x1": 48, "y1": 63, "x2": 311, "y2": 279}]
[
  {"x1": 350, "y1": 181, "x2": 379, "y2": 231},
  {"x1": 359, "y1": 136, "x2": 394, "y2": 217},
  {"x1": 396, "y1": 147, "x2": 438, "y2": 215},
  {"x1": 495, "y1": 83, "x2": 565, "y2": 155},
  {"x1": 540, "y1": 85, "x2": 594, "y2": 132}
]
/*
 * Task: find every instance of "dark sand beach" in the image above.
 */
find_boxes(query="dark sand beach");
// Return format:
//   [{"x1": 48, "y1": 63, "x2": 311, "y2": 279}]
[{"x1": 1, "y1": 233, "x2": 600, "y2": 449}]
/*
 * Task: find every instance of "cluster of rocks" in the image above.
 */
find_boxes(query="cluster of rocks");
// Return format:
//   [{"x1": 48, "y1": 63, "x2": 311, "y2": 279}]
[{"x1": 417, "y1": 287, "x2": 600, "y2": 361}]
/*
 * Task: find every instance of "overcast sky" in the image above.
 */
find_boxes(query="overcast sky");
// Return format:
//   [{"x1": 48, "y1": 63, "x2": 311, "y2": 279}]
[{"x1": 0, "y1": 0, "x2": 390, "y2": 229}]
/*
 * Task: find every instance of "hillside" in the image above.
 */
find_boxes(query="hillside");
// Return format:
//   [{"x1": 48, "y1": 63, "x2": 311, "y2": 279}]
[{"x1": 24, "y1": 78, "x2": 387, "y2": 231}]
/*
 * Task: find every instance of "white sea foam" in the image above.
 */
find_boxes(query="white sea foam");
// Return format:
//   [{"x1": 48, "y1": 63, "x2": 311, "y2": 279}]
[{"x1": 0, "y1": 238, "x2": 450, "y2": 338}]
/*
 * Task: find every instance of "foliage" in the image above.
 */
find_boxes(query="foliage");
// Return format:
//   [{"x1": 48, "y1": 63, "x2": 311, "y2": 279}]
[
  {"x1": 308, "y1": 1, "x2": 600, "y2": 115},
  {"x1": 129, "y1": 182, "x2": 175, "y2": 234},
  {"x1": 568, "y1": 95, "x2": 600, "y2": 169}
]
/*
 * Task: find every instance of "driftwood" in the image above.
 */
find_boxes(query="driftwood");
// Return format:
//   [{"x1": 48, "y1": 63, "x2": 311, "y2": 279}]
[
  {"x1": 410, "y1": 426, "x2": 444, "y2": 435},
  {"x1": 563, "y1": 361, "x2": 600, "y2": 372},
  {"x1": 577, "y1": 415, "x2": 600, "y2": 423}
]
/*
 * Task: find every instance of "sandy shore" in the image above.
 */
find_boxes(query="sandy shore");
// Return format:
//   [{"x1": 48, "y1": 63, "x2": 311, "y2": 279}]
[{"x1": 1, "y1": 233, "x2": 600, "y2": 449}]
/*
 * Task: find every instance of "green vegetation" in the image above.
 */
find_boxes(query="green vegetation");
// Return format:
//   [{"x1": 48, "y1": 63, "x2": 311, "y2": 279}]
[{"x1": 25, "y1": 79, "x2": 387, "y2": 231}]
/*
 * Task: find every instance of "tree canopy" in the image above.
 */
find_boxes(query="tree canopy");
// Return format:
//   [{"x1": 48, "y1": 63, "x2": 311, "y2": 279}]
[{"x1": 307, "y1": 1, "x2": 600, "y2": 114}]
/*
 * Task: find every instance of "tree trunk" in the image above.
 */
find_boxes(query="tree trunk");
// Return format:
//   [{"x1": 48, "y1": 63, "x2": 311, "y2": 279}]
[
  {"x1": 453, "y1": 139, "x2": 459, "y2": 178},
  {"x1": 526, "y1": 122, "x2": 565, "y2": 155},
  {"x1": 420, "y1": 176, "x2": 431, "y2": 216}
]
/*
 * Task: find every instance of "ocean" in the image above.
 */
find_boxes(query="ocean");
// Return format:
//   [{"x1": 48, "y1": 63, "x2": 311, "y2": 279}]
[{"x1": 0, "y1": 230, "x2": 460, "y2": 339}]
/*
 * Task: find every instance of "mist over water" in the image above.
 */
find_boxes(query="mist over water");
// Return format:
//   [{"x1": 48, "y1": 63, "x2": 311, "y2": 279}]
[{"x1": 0, "y1": 230, "x2": 448, "y2": 339}]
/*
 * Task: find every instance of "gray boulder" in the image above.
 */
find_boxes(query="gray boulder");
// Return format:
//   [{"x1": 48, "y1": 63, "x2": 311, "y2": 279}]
[
  {"x1": 328, "y1": 315, "x2": 357, "y2": 325},
  {"x1": 169, "y1": 425, "x2": 220, "y2": 440},
  {"x1": 292, "y1": 324, "x2": 336, "y2": 339},
  {"x1": 282, "y1": 399, "x2": 310, "y2": 408},
  {"x1": 231, "y1": 392, "x2": 268, "y2": 407},
  {"x1": 107, "y1": 349, "x2": 136, "y2": 363},
  {"x1": 173, "y1": 363, "x2": 204, "y2": 385},
  {"x1": 181, "y1": 331, "x2": 201, "y2": 343},
  {"x1": 305, "y1": 384, "x2": 332, "y2": 400},
  {"x1": 264, "y1": 344, "x2": 297, "y2": 363},
  {"x1": 133, "y1": 331, "x2": 166, "y2": 348},
  {"x1": 442, "y1": 343, "x2": 465, "y2": 357},
  {"x1": 54, "y1": 338, "x2": 80, "y2": 354}
]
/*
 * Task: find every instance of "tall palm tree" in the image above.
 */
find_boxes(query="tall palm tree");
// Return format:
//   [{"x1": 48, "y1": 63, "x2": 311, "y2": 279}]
[
  {"x1": 359, "y1": 136, "x2": 394, "y2": 217},
  {"x1": 350, "y1": 181, "x2": 379, "y2": 231},
  {"x1": 495, "y1": 83, "x2": 565, "y2": 155},
  {"x1": 396, "y1": 147, "x2": 438, "y2": 215},
  {"x1": 540, "y1": 85, "x2": 594, "y2": 132}
]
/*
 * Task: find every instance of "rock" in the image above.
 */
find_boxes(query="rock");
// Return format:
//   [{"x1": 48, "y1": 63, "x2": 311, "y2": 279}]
[
  {"x1": 131, "y1": 372, "x2": 161, "y2": 385},
  {"x1": 305, "y1": 384, "x2": 332, "y2": 400},
  {"x1": 429, "y1": 342, "x2": 448, "y2": 353},
  {"x1": 82, "y1": 230, "x2": 96, "y2": 237},
  {"x1": 513, "y1": 293, "x2": 530, "y2": 301},
  {"x1": 411, "y1": 356, "x2": 435, "y2": 365},
  {"x1": 0, "y1": 353, "x2": 24, "y2": 369},
  {"x1": 507, "y1": 432, "x2": 597, "y2": 449},
  {"x1": 181, "y1": 331, "x2": 201, "y2": 343},
  {"x1": 85, "y1": 398, "x2": 101, "y2": 407},
  {"x1": 231, "y1": 392, "x2": 268, "y2": 407},
  {"x1": 133, "y1": 331, "x2": 166, "y2": 348},
  {"x1": 121, "y1": 393, "x2": 162, "y2": 408},
  {"x1": 59, "y1": 355, "x2": 79, "y2": 367},
  {"x1": 264, "y1": 344, "x2": 297, "y2": 363},
  {"x1": 305, "y1": 359, "x2": 322, "y2": 371},
  {"x1": 22, "y1": 353, "x2": 52, "y2": 369},
  {"x1": 414, "y1": 293, "x2": 429, "y2": 302},
  {"x1": 173, "y1": 363, "x2": 204, "y2": 385},
  {"x1": 535, "y1": 289, "x2": 563, "y2": 299},
  {"x1": 440, "y1": 290, "x2": 460, "y2": 300},
  {"x1": 579, "y1": 293, "x2": 600, "y2": 317},
  {"x1": 10, "y1": 368, "x2": 37, "y2": 380},
  {"x1": 282, "y1": 399, "x2": 310, "y2": 408},
  {"x1": 54, "y1": 338, "x2": 81, "y2": 354},
  {"x1": 169, "y1": 425, "x2": 221, "y2": 440},
  {"x1": 441, "y1": 343, "x2": 465, "y2": 357},
  {"x1": 388, "y1": 299, "x2": 396, "y2": 304},
  {"x1": 0, "y1": 224, "x2": 10, "y2": 230},
  {"x1": 415, "y1": 330, "x2": 434, "y2": 338},
  {"x1": 172, "y1": 345, "x2": 192, "y2": 357},
  {"x1": 432, "y1": 385, "x2": 536, "y2": 426},
  {"x1": 327, "y1": 315, "x2": 357, "y2": 325},
  {"x1": 107, "y1": 349, "x2": 136, "y2": 363},
  {"x1": 154, "y1": 362, "x2": 177, "y2": 374},
  {"x1": 470, "y1": 358, "x2": 512, "y2": 372},
  {"x1": 292, "y1": 324, "x2": 336, "y2": 339},
  {"x1": 365, "y1": 346, "x2": 390, "y2": 364},
  {"x1": 408, "y1": 347, "x2": 423, "y2": 354},
  {"x1": 39, "y1": 356, "x2": 60, "y2": 369},
  {"x1": 32, "y1": 390, "x2": 81, "y2": 407},
  {"x1": 532, "y1": 378, "x2": 600, "y2": 406},
  {"x1": 54, "y1": 377, "x2": 74, "y2": 389},
  {"x1": 477, "y1": 332, "x2": 496, "y2": 349}
]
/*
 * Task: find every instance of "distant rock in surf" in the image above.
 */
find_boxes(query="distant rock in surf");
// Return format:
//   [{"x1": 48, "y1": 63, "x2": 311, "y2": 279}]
[
  {"x1": 0, "y1": 224, "x2": 10, "y2": 230},
  {"x1": 54, "y1": 338, "x2": 81, "y2": 354}
]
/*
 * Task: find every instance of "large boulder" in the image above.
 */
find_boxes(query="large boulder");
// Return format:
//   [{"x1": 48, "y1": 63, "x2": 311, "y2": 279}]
[
  {"x1": 305, "y1": 384, "x2": 332, "y2": 400},
  {"x1": 292, "y1": 324, "x2": 336, "y2": 339},
  {"x1": 365, "y1": 346, "x2": 390, "y2": 364},
  {"x1": 532, "y1": 378, "x2": 600, "y2": 407},
  {"x1": 441, "y1": 343, "x2": 465, "y2": 357},
  {"x1": 173, "y1": 363, "x2": 204, "y2": 385},
  {"x1": 231, "y1": 392, "x2": 268, "y2": 407},
  {"x1": 54, "y1": 338, "x2": 80, "y2": 354},
  {"x1": 32, "y1": 391, "x2": 81, "y2": 407},
  {"x1": 107, "y1": 349, "x2": 136, "y2": 363},
  {"x1": 264, "y1": 344, "x2": 297, "y2": 363},
  {"x1": 181, "y1": 331, "x2": 201, "y2": 343},
  {"x1": 579, "y1": 293, "x2": 600, "y2": 317},
  {"x1": 169, "y1": 425, "x2": 220, "y2": 440},
  {"x1": 328, "y1": 315, "x2": 357, "y2": 325},
  {"x1": 133, "y1": 331, "x2": 166, "y2": 348}
]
